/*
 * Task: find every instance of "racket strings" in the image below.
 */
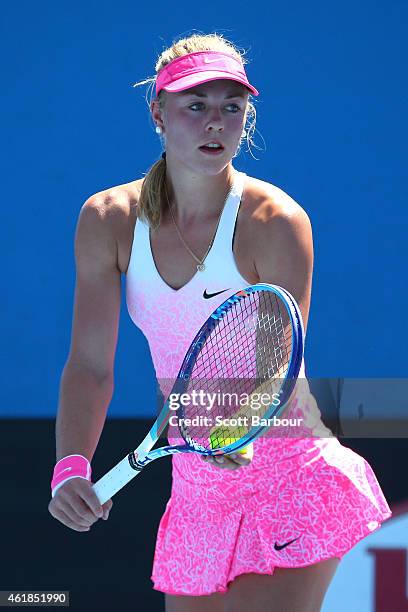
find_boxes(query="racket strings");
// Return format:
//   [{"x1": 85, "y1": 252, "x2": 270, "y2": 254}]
[
  {"x1": 179, "y1": 291, "x2": 293, "y2": 450},
  {"x1": 255, "y1": 291, "x2": 291, "y2": 380}
]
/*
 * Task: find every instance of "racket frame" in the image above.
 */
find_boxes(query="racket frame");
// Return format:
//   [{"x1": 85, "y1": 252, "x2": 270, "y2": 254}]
[{"x1": 176, "y1": 283, "x2": 304, "y2": 455}]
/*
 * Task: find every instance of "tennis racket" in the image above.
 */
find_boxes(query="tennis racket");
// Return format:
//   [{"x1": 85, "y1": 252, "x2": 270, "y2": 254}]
[{"x1": 93, "y1": 283, "x2": 304, "y2": 505}]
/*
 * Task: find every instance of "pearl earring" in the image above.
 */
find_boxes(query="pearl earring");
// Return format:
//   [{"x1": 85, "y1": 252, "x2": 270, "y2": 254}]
[
  {"x1": 155, "y1": 125, "x2": 162, "y2": 135},
  {"x1": 241, "y1": 129, "x2": 247, "y2": 138}
]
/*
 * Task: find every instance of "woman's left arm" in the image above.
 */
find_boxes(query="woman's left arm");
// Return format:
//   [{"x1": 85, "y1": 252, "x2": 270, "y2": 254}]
[{"x1": 253, "y1": 199, "x2": 314, "y2": 334}]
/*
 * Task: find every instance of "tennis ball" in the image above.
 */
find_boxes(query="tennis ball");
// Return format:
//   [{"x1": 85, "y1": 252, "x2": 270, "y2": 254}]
[{"x1": 208, "y1": 430, "x2": 248, "y2": 455}]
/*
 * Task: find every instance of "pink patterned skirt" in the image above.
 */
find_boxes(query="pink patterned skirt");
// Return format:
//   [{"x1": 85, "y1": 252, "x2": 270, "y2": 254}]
[{"x1": 151, "y1": 431, "x2": 392, "y2": 596}]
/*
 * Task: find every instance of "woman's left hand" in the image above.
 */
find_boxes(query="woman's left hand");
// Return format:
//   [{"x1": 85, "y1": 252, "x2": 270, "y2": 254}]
[{"x1": 200, "y1": 443, "x2": 254, "y2": 470}]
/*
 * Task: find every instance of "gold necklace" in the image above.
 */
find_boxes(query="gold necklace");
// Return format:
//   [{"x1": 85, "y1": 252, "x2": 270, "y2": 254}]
[{"x1": 164, "y1": 178, "x2": 234, "y2": 272}]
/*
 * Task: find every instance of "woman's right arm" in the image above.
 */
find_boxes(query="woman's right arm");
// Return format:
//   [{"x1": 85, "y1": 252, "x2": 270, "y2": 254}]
[{"x1": 48, "y1": 196, "x2": 122, "y2": 531}]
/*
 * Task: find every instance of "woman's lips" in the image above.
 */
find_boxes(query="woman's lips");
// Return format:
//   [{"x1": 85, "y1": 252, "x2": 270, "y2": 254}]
[{"x1": 198, "y1": 145, "x2": 225, "y2": 155}]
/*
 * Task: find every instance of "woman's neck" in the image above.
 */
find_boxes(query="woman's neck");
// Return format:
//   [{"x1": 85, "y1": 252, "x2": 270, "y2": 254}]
[{"x1": 164, "y1": 162, "x2": 236, "y2": 223}]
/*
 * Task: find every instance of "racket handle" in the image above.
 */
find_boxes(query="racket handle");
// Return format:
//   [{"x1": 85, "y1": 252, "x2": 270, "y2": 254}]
[{"x1": 93, "y1": 455, "x2": 141, "y2": 505}]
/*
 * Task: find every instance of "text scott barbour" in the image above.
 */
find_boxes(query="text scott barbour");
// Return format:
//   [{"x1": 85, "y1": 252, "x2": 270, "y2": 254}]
[{"x1": 168, "y1": 415, "x2": 304, "y2": 428}]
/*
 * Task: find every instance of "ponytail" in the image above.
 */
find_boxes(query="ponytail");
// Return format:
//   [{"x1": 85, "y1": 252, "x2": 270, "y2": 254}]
[{"x1": 137, "y1": 154, "x2": 167, "y2": 229}]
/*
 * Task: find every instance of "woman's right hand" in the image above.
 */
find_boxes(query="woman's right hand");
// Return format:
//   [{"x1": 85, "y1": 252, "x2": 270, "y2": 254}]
[
  {"x1": 201, "y1": 442, "x2": 254, "y2": 470},
  {"x1": 48, "y1": 478, "x2": 112, "y2": 532}
]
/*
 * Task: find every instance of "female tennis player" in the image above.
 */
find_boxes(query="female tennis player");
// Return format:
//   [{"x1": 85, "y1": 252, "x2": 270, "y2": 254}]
[{"x1": 48, "y1": 33, "x2": 392, "y2": 611}]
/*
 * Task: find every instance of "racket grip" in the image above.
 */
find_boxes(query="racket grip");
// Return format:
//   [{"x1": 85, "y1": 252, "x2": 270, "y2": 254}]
[{"x1": 93, "y1": 455, "x2": 142, "y2": 505}]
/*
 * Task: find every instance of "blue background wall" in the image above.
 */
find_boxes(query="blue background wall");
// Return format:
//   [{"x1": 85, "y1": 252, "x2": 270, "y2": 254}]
[{"x1": 1, "y1": 1, "x2": 406, "y2": 417}]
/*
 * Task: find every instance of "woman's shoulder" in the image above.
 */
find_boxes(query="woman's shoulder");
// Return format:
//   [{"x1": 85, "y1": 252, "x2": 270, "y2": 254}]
[
  {"x1": 78, "y1": 179, "x2": 145, "y2": 274},
  {"x1": 83, "y1": 178, "x2": 144, "y2": 219},
  {"x1": 243, "y1": 174, "x2": 310, "y2": 225},
  {"x1": 79, "y1": 179, "x2": 145, "y2": 248}
]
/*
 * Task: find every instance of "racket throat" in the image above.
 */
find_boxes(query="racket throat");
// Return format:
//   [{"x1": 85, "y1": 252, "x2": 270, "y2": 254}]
[
  {"x1": 128, "y1": 451, "x2": 151, "y2": 471},
  {"x1": 128, "y1": 430, "x2": 157, "y2": 471}
]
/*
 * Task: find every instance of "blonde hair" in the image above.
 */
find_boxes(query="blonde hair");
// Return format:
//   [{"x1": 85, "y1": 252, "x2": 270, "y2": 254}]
[{"x1": 132, "y1": 33, "x2": 258, "y2": 229}]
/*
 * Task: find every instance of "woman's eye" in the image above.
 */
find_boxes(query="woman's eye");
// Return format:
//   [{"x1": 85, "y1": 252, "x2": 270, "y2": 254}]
[
  {"x1": 188, "y1": 103, "x2": 241, "y2": 112},
  {"x1": 189, "y1": 103, "x2": 204, "y2": 111}
]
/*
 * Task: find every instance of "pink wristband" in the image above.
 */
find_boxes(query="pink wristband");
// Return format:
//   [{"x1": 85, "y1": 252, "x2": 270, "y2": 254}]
[{"x1": 51, "y1": 454, "x2": 92, "y2": 497}]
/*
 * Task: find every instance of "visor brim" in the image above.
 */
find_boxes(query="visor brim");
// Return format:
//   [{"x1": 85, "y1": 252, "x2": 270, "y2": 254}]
[{"x1": 161, "y1": 72, "x2": 259, "y2": 96}]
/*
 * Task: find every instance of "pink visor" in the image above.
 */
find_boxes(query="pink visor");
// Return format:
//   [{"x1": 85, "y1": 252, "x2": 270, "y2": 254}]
[{"x1": 155, "y1": 51, "x2": 259, "y2": 97}]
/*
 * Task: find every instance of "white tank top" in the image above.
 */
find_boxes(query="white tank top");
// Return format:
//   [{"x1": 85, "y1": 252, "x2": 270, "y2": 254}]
[{"x1": 127, "y1": 171, "x2": 246, "y2": 382}]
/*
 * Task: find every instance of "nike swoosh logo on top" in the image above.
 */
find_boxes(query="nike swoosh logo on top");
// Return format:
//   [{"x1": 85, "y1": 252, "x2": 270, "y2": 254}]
[
  {"x1": 203, "y1": 289, "x2": 230, "y2": 300},
  {"x1": 274, "y1": 537, "x2": 300, "y2": 551}
]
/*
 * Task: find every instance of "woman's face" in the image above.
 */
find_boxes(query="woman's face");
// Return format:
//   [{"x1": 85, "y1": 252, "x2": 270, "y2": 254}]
[{"x1": 153, "y1": 79, "x2": 249, "y2": 174}]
